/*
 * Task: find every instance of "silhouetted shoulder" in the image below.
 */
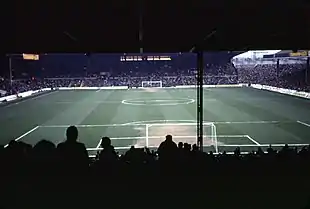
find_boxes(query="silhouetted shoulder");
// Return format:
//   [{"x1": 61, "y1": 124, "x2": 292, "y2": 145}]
[{"x1": 57, "y1": 142, "x2": 65, "y2": 148}]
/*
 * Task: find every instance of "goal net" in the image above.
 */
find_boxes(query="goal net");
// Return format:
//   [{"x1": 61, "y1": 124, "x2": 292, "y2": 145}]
[
  {"x1": 142, "y1": 81, "x2": 162, "y2": 88},
  {"x1": 145, "y1": 122, "x2": 218, "y2": 153}
]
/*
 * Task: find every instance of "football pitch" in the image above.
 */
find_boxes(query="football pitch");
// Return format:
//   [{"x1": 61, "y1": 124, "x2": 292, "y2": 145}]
[{"x1": 1, "y1": 87, "x2": 310, "y2": 155}]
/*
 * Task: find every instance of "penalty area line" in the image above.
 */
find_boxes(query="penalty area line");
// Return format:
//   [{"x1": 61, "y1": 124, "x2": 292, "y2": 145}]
[
  {"x1": 297, "y1": 120, "x2": 310, "y2": 128},
  {"x1": 4, "y1": 126, "x2": 40, "y2": 148},
  {"x1": 96, "y1": 138, "x2": 102, "y2": 149},
  {"x1": 246, "y1": 135, "x2": 261, "y2": 145}
]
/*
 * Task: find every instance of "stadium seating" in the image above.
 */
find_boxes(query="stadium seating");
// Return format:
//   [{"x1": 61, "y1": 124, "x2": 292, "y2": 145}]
[
  {"x1": 1, "y1": 62, "x2": 308, "y2": 96},
  {"x1": 1, "y1": 127, "x2": 310, "y2": 209}
]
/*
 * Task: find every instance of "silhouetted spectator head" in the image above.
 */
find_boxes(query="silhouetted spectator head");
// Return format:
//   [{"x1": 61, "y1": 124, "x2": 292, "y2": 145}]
[
  {"x1": 145, "y1": 147, "x2": 151, "y2": 154},
  {"x1": 66, "y1": 126, "x2": 78, "y2": 142},
  {"x1": 257, "y1": 147, "x2": 264, "y2": 155},
  {"x1": 101, "y1": 137, "x2": 111, "y2": 149},
  {"x1": 184, "y1": 143, "x2": 191, "y2": 151},
  {"x1": 166, "y1": 135, "x2": 173, "y2": 142},
  {"x1": 178, "y1": 142, "x2": 183, "y2": 149},
  {"x1": 33, "y1": 139, "x2": 56, "y2": 158},
  {"x1": 8, "y1": 140, "x2": 18, "y2": 148},
  {"x1": 18, "y1": 141, "x2": 32, "y2": 154},
  {"x1": 0, "y1": 144, "x2": 3, "y2": 155},
  {"x1": 234, "y1": 147, "x2": 241, "y2": 156}
]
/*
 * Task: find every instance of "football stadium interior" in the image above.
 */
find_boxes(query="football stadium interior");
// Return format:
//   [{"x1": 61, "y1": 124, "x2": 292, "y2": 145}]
[
  {"x1": 7, "y1": 2, "x2": 310, "y2": 208},
  {"x1": 1, "y1": 52, "x2": 310, "y2": 156},
  {"x1": 1, "y1": 51, "x2": 310, "y2": 208}
]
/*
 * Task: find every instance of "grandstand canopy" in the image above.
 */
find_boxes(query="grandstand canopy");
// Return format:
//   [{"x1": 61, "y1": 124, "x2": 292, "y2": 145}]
[
  {"x1": 233, "y1": 50, "x2": 282, "y2": 60},
  {"x1": 8, "y1": 1, "x2": 310, "y2": 52}
]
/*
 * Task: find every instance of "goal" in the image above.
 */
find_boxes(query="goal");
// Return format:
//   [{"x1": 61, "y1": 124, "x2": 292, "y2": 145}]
[
  {"x1": 142, "y1": 81, "x2": 162, "y2": 88},
  {"x1": 146, "y1": 122, "x2": 218, "y2": 153}
]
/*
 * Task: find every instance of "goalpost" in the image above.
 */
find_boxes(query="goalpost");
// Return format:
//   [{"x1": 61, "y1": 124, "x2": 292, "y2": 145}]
[
  {"x1": 146, "y1": 122, "x2": 218, "y2": 153},
  {"x1": 141, "y1": 81, "x2": 162, "y2": 88}
]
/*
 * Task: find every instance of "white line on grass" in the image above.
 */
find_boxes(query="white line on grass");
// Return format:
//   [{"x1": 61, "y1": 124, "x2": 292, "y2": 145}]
[
  {"x1": 54, "y1": 101, "x2": 120, "y2": 104},
  {"x1": 96, "y1": 138, "x2": 102, "y2": 149},
  {"x1": 213, "y1": 120, "x2": 283, "y2": 124},
  {"x1": 40, "y1": 120, "x2": 290, "y2": 128},
  {"x1": 4, "y1": 126, "x2": 40, "y2": 148},
  {"x1": 122, "y1": 119, "x2": 290, "y2": 126},
  {"x1": 96, "y1": 89, "x2": 101, "y2": 92},
  {"x1": 40, "y1": 124, "x2": 146, "y2": 128},
  {"x1": 4, "y1": 91, "x2": 58, "y2": 108},
  {"x1": 258, "y1": 143, "x2": 309, "y2": 147},
  {"x1": 86, "y1": 143, "x2": 310, "y2": 151},
  {"x1": 297, "y1": 120, "x2": 310, "y2": 128},
  {"x1": 145, "y1": 124, "x2": 149, "y2": 147},
  {"x1": 246, "y1": 135, "x2": 261, "y2": 145}
]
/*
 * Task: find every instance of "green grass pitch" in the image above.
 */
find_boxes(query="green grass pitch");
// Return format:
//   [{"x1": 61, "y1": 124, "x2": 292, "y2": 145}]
[{"x1": 1, "y1": 87, "x2": 310, "y2": 155}]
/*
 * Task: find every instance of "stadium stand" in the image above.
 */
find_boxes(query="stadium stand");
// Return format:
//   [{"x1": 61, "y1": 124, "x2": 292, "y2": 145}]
[
  {"x1": 2, "y1": 126, "x2": 310, "y2": 209},
  {"x1": 1, "y1": 61, "x2": 308, "y2": 95}
]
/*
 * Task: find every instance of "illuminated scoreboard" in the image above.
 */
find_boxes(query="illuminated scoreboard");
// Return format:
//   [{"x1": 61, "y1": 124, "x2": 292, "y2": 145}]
[
  {"x1": 120, "y1": 55, "x2": 171, "y2": 61},
  {"x1": 23, "y1": 53, "x2": 39, "y2": 60}
]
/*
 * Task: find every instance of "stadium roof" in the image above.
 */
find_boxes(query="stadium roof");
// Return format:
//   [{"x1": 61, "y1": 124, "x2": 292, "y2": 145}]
[
  {"x1": 233, "y1": 50, "x2": 282, "y2": 59},
  {"x1": 8, "y1": 0, "x2": 310, "y2": 53}
]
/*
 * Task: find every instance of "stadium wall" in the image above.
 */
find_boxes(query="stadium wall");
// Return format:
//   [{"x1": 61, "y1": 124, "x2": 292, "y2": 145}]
[
  {"x1": 0, "y1": 88, "x2": 51, "y2": 103},
  {"x1": 1, "y1": 84, "x2": 309, "y2": 103},
  {"x1": 251, "y1": 84, "x2": 310, "y2": 99}
]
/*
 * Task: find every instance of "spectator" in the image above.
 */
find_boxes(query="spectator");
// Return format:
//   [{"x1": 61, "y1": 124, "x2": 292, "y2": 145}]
[
  {"x1": 158, "y1": 135, "x2": 178, "y2": 162},
  {"x1": 57, "y1": 126, "x2": 89, "y2": 174},
  {"x1": 97, "y1": 136, "x2": 118, "y2": 163}
]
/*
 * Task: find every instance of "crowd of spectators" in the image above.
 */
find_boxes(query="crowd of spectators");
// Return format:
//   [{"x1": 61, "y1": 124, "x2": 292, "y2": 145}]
[
  {"x1": 1, "y1": 61, "x2": 309, "y2": 96},
  {"x1": 238, "y1": 63, "x2": 310, "y2": 92},
  {"x1": 1, "y1": 125, "x2": 310, "y2": 208},
  {"x1": 1, "y1": 62, "x2": 309, "y2": 96}
]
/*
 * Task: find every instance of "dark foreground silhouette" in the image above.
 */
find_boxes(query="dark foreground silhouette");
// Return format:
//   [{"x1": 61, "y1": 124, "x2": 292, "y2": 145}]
[{"x1": 1, "y1": 126, "x2": 310, "y2": 209}]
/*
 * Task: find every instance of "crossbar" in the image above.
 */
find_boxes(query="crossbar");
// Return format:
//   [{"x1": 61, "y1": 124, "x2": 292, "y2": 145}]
[
  {"x1": 104, "y1": 135, "x2": 248, "y2": 140},
  {"x1": 148, "y1": 122, "x2": 215, "y2": 127}
]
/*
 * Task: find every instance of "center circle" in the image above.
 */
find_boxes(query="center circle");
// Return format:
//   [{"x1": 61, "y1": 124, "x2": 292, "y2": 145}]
[{"x1": 121, "y1": 98, "x2": 195, "y2": 106}]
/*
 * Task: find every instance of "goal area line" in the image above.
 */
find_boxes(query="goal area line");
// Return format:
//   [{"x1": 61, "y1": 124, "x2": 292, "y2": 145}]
[
  {"x1": 87, "y1": 143, "x2": 310, "y2": 151},
  {"x1": 88, "y1": 134, "x2": 309, "y2": 152}
]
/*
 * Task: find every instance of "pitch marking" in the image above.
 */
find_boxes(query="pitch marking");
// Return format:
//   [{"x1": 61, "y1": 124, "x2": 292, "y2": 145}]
[
  {"x1": 87, "y1": 143, "x2": 310, "y2": 152},
  {"x1": 122, "y1": 119, "x2": 288, "y2": 126},
  {"x1": 121, "y1": 98, "x2": 195, "y2": 106},
  {"x1": 297, "y1": 120, "x2": 310, "y2": 128},
  {"x1": 4, "y1": 126, "x2": 40, "y2": 148},
  {"x1": 96, "y1": 138, "x2": 102, "y2": 149},
  {"x1": 39, "y1": 120, "x2": 293, "y2": 128},
  {"x1": 246, "y1": 135, "x2": 261, "y2": 145}
]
